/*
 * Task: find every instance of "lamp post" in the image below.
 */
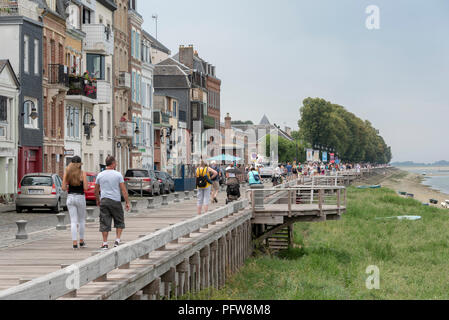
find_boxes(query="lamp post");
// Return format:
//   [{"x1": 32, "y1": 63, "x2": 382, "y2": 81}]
[
  {"x1": 82, "y1": 111, "x2": 96, "y2": 139},
  {"x1": 21, "y1": 100, "x2": 39, "y2": 121}
]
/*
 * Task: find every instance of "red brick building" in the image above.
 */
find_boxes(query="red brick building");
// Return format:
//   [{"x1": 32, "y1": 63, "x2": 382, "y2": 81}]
[{"x1": 42, "y1": 3, "x2": 68, "y2": 177}]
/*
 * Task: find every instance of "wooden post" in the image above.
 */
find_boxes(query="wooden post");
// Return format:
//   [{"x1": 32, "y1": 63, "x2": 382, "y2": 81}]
[
  {"x1": 231, "y1": 229, "x2": 237, "y2": 273},
  {"x1": 319, "y1": 189, "x2": 323, "y2": 216},
  {"x1": 143, "y1": 278, "x2": 161, "y2": 300},
  {"x1": 200, "y1": 245, "x2": 210, "y2": 290},
  {"x1": 210, "y1": 240, "x2": 218, "y2": 289},
  {"x1": 189, "y1": 252, "x2": 200, "y2": 293},
  {"x1": 288, "y1": 190, "x2": 292, "y2": 218},
  {"x1": 161, "y1": 267, "x2": 176, "y2": 299},
  {"x1": 337, "y1": 189, "x2": 341, "y2": 216},
  {"x1": 176, "y1": 259, "x2": 189, "y2": 297},
  {"x1": 218, "y1": 237, "x2": 226, "y2": 289},
  {"x1": 226, "y1": 232, "x2": 232, "y2": 276}
]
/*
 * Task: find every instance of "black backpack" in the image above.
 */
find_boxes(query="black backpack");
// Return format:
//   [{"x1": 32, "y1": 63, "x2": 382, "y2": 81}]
[{"x1": 196, "y1": 167, "x2": 209, "y2": 188}]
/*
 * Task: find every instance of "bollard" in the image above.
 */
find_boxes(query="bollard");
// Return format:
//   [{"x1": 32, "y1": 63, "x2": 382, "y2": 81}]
[
  {"x1": 56, "y1": 213, "x2": 67, "y2": 230},
  {"x1": 131, "y1": 200, "x2": 138, "y2": 213},
  {"x1": 184, "y1": 191, "x2": 190, "y2": 201},
  {"x1": 194, "y1": 189, "x2": 198, "y2": 198},
  {"x1": 174, "y1": 193, "x2": 180, "y2": 203},
  {"x1": 147, "y1": 197, "x2": 155, "y2": 209},
  {"x1": 15, "y1": 220, "x2": 28, "y2": 240},
  {"x1": 86, "y1": 208, "x2": 95, "y2": 223},
  {"x1": 162, "y1": 195, "x2": 169, "y2": 206}
]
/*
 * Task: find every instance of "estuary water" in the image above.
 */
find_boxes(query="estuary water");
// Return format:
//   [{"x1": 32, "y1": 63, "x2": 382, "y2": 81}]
[{"x1": 399, "y1": 166, "x2": 449, "y2": 195}]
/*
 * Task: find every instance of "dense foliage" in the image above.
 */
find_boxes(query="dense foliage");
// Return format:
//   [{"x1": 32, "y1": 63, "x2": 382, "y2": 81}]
[{"x1": 298, "y1": 98, "x2": 392, "y2": 164}]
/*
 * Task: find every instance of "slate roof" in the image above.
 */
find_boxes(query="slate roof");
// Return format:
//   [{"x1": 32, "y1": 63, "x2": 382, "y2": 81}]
[
  {"x1": 143, "y1": 31, "x2": 171, "y2": 55},
  {"x1": 0, "y1": 59, "x2": 20, "y2": 88},
  {"x1": 154, "y1": 65, "x2": 190, "y2": 88},
  {"x1": 156, "y1": 58, "x2": 190, "y2": 72},
  {"x1": 259, "y1": 115, "x2": 271, "y2": 125}
]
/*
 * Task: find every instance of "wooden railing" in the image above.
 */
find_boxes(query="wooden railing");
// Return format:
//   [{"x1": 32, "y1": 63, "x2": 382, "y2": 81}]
[{"x1": 0, "y1": 198, "x2": 249, "y2": 300}]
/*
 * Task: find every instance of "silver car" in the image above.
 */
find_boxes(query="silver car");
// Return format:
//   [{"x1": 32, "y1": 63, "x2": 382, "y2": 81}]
[
  {"x1": 124, "y1": 169, "x2": 161, "y2": 197},
  {"x1": 16, "y1": 173, "x2": 67, "y2": 213}
]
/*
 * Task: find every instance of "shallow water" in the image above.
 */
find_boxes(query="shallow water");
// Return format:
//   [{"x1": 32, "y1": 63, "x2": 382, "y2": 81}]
[{"x1": 399, "y1": 166, "x2": 449, "y2": 194}]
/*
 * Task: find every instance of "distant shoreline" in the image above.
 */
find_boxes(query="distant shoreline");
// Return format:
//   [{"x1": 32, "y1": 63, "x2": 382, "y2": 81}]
[{"x1": 359, "y1": 167, "x2": 449, "y2": 204}]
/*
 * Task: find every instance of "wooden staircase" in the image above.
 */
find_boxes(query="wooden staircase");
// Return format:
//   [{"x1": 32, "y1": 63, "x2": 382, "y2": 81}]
[{"x1": 266, "y1": 226, "x2": 293, "y2": 251}]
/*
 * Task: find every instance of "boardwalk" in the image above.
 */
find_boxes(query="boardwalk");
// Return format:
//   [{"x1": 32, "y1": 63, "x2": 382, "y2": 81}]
[{"x1": 0, "y1": 168, "x2": 385, "y2": 300}]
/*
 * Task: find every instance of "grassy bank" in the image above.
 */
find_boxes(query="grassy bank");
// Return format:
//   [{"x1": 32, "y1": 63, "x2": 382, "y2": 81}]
[{"x1": 185, "y1": 187, "x2": 449, "y2": 300}]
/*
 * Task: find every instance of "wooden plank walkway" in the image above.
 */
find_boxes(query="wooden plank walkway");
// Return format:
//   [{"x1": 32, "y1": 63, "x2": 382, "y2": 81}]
[{"x1": 0, "y1": 188, "x2": 235, "y2": 292}]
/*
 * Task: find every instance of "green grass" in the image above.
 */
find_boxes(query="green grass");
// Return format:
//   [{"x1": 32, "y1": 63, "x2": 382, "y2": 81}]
[{"x1": 184, "y1": 187, "x2": 449, "y2": 300}]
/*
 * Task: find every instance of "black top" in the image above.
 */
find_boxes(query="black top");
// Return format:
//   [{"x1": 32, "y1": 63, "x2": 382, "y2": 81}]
[{"x1": 68, "y1": 182, "x2": 84, "y2": 195}]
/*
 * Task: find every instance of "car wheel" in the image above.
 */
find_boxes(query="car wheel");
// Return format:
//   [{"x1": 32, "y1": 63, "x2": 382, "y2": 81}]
[
  {"x1": 16, "y1": 207, "x2": 23, "y2": 213},
  {"x1": 53, "y1": 200, "x2": 61, "y2": 213}
]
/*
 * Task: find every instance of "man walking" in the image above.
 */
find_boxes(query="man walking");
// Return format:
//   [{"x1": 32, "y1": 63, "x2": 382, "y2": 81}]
[{"x1": 95, "y1": 156, "x2": 130, "y2": 250}]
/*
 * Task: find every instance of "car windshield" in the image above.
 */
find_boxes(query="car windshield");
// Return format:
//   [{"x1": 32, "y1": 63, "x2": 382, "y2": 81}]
[
  {"x1": 125, "y1": 170, "x2": 148, "y2": 178},
  {"x1": 155, "y1": 172, "x2": 163, "y2": 179},
  {"x1": 21, "y1": 176, "x2": 53, "y2": 186},
  {"x1": 86, "y1": 175, "x2": 96, "y2": 183}
]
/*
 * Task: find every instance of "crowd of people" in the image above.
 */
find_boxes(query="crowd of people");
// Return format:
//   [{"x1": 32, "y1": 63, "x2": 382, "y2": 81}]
[{"x1": 60, "y1": 155, "x2": 373, "y2": 251}]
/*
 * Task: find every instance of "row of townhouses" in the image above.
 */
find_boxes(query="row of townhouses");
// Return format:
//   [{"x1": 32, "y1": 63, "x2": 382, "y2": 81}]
[{"x1": 0, "y1": 0, "x2": 222, "y2": 201}]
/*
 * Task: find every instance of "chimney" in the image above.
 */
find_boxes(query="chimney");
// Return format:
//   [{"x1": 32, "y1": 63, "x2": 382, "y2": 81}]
[
  {"x1": 285, "y1": 126, "x2": 292, "y2": 136},
  {"x1": 225, "y1": 113, "x2": 231, "y2": 130},
  {"x1": 179, "y1": 45, "x2": 194, "y2": 69}
]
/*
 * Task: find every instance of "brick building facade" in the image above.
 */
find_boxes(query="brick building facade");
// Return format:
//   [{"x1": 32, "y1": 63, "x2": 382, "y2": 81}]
[{"x1": 42, "y1": 4, "x2": 67, "y2": 177}]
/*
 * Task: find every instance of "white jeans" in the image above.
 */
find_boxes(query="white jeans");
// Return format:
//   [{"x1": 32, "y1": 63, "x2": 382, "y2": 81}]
[
  {"x1": 197, "y1": 187, "x2": 211, "y2": 206},
  {"x1": 67, "y1": 194, "x2": 86, "y2": 241}
]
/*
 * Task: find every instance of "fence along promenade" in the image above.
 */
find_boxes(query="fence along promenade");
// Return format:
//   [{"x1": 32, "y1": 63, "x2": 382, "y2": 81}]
[{"x1": 0, "y1": 167, "x2": 383, "y2": 300}]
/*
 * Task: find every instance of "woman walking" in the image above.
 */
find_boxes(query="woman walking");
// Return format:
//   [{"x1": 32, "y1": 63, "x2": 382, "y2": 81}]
[
  {"x1": 62, "y1": 156, "x2": 89, "y2": 250},
  {"x1": 196, "y1": 160, "x2": 218, "y2": 215}
]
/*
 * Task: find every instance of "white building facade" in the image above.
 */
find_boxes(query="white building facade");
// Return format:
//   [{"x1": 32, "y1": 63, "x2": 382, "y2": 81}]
[
  {"x1": 0, "y1": 60, "x2": 20, "y2": 200},
  {"x1": 141, "y1": 31, "x2": 154, "y2": 171}
]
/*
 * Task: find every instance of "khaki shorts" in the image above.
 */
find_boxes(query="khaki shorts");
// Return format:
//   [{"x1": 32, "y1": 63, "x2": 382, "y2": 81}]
[
  {"x1": 99, "y1": 198, "x2": 125, "y2": 232},
  {"x1": 212, "y1": 180, "x2": 220, "y2": 192}
]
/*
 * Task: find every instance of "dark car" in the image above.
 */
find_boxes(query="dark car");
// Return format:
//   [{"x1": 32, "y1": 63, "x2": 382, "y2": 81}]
[
  {"x1": 124, "y1": 169, "x2": 160, "y2": 196},
  {"x1": 155, "y1": 171, "x2": 175, "y2": 194}
]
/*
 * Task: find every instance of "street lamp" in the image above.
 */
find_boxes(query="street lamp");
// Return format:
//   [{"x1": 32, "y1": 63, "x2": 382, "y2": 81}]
[
  {"x1": 83, "y1": 112, "x2": 96, "y2": 139},
  {"x1": 22, "y1": 100, "x2": 39, "y2": 121},
  {"x1": 131, "y1": 121, "x2": 140, "y2": 135}
]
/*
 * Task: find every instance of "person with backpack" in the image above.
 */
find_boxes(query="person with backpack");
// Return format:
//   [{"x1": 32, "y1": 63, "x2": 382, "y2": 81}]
[
  {"x1": 196, "y1": 160, "x2": 218, "y2": 215},
  {"x1": 248, "y1": 166, "x2": 262, "y2": 186}
]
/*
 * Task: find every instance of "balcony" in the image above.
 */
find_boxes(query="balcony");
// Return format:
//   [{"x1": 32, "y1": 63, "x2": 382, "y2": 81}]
[
  {"x1": 0, "y1": 0, "x2": 17, "y2": 16},
  {"x1": 116, "y1": 121, "x2": 133, "y2": 139},
  {"x1": 82, "y1": 24, "x2": 114, "y2": 56},
  {"x1": 66, "y1": 75, "x2": 97, "y2": 104},
  {"x1": 153, "y1": 111, "x2": 171, "y2": 128},
  {"x1": 47, "y1": 64, "x2": 69, "y2": 87},
  {"x1": 118, "y1": 72, "x2": 131, "y2": 89},
  {"x1": 96, "y1": 80, "x2": 111, "y2": 104}
]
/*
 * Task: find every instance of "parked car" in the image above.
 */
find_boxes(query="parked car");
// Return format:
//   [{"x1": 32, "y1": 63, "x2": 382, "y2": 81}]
[
  {"x1": 124, "y1": 169, "x2": 160, "y2": 196},
  {"x1": 84, "y1": 172, "x2": 97, "y2": 202},
  {"x1": 155, "y1": 171, "x2": 175, "y2": 194},
  {"x1": 16, "y1": 173, "x2": 67, "y2": 213}
]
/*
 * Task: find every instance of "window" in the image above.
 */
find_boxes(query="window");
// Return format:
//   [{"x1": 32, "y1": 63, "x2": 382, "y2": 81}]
[
  {"x1": 132, "y1": 71, "x2": 135, "y2": 102},
  {"x1": 173, "y1": 101, "x2": 177, "y2": 117},
  {"x1": 99, "y1": 109, "x2": 103, "y2": 138},
  {"x1": 0, "y1": 96, "x2": 7, "y2": 122},
  {"x1": 131, "y1": 30, "x2": 135, "y2": 57},
  {"x1": 107, "y1": 111, "x2": 111, "y2": 138},
  {"x1": 24, "y1": 98, "x2": 38, "y2": 129},
  {"x1": 86, "y1": 54, "x2": 105, "y2": 80},
  {"x1": 83, "y1": 8, "x2": 91, "y2": 24},
  {"x1": 34, "y1": 39, "x2": 39, "y2": 75},
  {"x1": 24, "y1": 36, "x2": 29, "y2": 73}
]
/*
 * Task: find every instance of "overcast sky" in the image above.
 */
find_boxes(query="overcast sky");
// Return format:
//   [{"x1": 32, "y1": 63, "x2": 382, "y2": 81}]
[{"x1": 141, "y1": 0, "x2": 449, "y2": 163}]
